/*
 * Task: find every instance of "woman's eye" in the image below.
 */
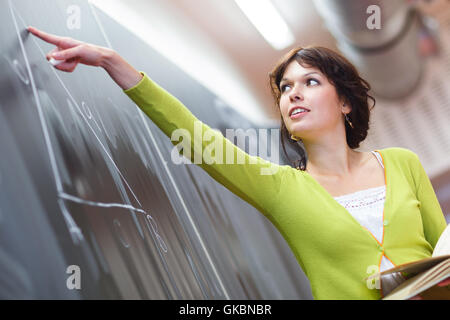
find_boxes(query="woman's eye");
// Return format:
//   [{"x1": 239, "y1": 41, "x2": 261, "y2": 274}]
[
  {"x1": 280, "y1": 84, "x2": 291, "y2": 92},
  {"x1": 306, "y1": 78, "x2": 319, "y2": 86},
  {"x1": 281, "y1": 79, "x2": 319, "y2": 92}
]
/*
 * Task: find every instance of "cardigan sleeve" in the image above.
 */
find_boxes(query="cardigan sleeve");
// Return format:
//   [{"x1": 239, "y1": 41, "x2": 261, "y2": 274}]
[
  {"x1": 123, "y1": 72, "x2": 286, "y2": 217},
  {"x1": 411, "y1": 152, "x2": 447, "y2": 249}
]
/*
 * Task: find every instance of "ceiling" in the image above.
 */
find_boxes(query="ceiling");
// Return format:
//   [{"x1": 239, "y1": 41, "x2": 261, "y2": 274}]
[
  {"x1": 92, "y1": 0, "x2": 338, "y2": 126},
  {"x1": 164, "y1": 0, "x2": 338, "y2": 118},
  {"x1": 92, "y1": 0, "x2": 448, "y2": 127}
]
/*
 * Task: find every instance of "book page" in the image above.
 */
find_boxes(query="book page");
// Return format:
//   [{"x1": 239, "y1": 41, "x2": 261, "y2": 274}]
[
  {"x1": 383, "y1": 260, "x2": 450, "y2": 300},
  {"x1": 433, "y1": 224, "x2": 450, "y2": 257}
]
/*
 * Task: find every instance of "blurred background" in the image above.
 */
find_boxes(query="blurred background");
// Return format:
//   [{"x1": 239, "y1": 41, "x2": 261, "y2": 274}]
[{"x1": 92, "y1": 0, "x2": 450, "y2": 221}]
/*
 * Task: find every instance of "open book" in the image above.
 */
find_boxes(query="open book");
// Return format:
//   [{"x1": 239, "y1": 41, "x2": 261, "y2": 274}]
[{"x1": 366, "y1": 224, "x2": 450, "y2": 300}]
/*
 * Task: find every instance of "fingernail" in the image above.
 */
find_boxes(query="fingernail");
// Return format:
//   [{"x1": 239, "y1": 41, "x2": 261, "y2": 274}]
[{"x1": 52, "y1": 52, "x2": 62, "y2": 58}]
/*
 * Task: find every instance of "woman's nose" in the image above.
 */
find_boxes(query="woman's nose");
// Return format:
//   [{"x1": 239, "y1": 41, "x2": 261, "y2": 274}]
[{"x1": 289, "y1": 87, "x2": 304, "y2": 102}]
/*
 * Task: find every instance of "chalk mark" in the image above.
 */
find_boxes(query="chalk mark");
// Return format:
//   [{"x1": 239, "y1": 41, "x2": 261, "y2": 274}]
[
  {"x1": 9, "y1": 0, "x2": 83, "y2": 244},
  {"x1": 89, "y1": 2, "x2": 230, "y2": 298}
]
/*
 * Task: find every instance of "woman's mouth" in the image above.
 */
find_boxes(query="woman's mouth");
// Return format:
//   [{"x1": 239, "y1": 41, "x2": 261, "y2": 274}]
[{"x1": 289, "y1": 107, "x2": 309, "y2": 119}]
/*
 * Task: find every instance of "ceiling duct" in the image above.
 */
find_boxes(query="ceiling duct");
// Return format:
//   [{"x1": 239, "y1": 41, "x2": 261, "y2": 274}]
[{"x1": 313, "y1": 0, "x2": 424, "y2": 99}]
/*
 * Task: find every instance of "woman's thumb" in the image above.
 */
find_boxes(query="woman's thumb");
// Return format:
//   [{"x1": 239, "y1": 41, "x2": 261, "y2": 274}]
[{"x1": 51, "y1": 46, "x2": 82, "y2": 60}]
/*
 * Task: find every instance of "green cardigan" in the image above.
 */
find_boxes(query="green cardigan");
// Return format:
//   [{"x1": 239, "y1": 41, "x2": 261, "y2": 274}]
[{"x1": 124, "y1": 72, "x2": 447, "y2": 300}]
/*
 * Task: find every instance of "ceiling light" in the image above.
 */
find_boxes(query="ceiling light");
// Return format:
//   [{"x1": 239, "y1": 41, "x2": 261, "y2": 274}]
[{"x1": 234, "y1": 0, "x2": 295, "y2": 50}]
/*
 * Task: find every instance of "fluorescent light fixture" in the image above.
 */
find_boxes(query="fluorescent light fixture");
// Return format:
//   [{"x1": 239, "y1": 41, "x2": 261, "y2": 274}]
[
  {"x1": 234, "y1": 0, "x2": 295, "y2": 50},
  {"x1": 89, "y1": 0, "x2": 276, "y2": 126}
]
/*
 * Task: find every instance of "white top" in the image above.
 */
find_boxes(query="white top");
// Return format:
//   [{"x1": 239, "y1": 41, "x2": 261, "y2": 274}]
[{"x1": 334, "y1": 151, "x2": 405, "y2": 297}]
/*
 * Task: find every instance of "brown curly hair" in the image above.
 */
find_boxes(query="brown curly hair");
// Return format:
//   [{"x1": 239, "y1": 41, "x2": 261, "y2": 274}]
[{"x1": 269, "y1": 46, "x2": 376, "y2": 171}]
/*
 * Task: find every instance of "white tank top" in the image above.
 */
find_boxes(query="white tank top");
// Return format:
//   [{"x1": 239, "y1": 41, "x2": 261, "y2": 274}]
[{"x1": 333, "y1": 151, "x2": 405, "y2": 297}]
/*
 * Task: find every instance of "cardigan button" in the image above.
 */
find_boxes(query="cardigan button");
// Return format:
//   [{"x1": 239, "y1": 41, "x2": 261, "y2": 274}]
[{"x1": 383, "y1": 220, "x2": 389, "y2": 226}]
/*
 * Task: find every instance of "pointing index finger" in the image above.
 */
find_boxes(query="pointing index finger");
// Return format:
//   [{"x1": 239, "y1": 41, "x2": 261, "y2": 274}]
[{"x1": 27, "y1": 26, "x2": 64, "y2": 46}]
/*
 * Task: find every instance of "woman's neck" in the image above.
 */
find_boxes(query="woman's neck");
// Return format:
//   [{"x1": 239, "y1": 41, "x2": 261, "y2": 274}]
[{"x1": 303, "y1": 143, "x2": 367, "y2": 178}]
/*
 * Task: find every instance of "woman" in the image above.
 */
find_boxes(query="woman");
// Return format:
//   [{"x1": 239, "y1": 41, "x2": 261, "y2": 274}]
[{"x1": 27, "y1": 26, "x2": 448, "y2": 300}]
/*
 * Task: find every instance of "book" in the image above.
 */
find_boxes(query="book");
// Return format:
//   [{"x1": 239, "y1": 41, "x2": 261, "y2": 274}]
[{"x1": 366, "y1": 224, "x2": 450, "y2": 300}]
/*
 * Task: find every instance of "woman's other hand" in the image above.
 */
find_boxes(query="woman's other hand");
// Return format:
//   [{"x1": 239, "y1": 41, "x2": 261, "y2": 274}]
[{"x1": 408, "y1": 277, "x2": 450, "y2": 300}]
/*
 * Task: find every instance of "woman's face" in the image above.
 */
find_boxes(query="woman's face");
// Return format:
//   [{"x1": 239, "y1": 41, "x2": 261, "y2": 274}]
[{"x1": 279, "y1": 60, "x2": 347, "y2": 141}]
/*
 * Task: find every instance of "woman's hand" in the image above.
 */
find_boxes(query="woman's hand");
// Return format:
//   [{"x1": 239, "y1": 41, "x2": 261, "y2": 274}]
[
  {"x1": 408, "y1": 277, "x2": 450, "y2": 300},
  {"x1": 27, "y1": 26, "x2": 143, "y2": 90},
  {"x1": 27, "y1": 26, "x2": 113, "y2": 72}
]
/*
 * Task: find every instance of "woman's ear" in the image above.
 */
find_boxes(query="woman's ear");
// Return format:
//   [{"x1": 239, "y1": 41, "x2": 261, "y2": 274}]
[{"x1": 341, "y1": 100, "x2": 352, "y2": 114}]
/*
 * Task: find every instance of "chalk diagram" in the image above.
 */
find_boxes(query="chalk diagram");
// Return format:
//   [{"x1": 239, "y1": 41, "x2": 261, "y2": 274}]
[{"x1": 6, "y1": 0, "x2": 229, "y2": 299}]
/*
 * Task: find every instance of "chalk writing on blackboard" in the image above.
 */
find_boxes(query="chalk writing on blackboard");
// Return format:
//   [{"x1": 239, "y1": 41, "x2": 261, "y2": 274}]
[
  {"x1": 8, "y1": 57, "x2": 30, "y2": 85},
  {"x1": 113, "y1": 218, "x2": 130, "y2": 249},
  {"x1": 9, "y1": 1, "x2": 170, "y2": 253},
  {"x1": 9, "y1": 0, "x2": 84, "y2": 244},
  {"x1": 82, "y1": 101, "x2": 106, "y2": 135},
  {"x1": 145, "y1": 214, "x2": 168, "y2": 253}
]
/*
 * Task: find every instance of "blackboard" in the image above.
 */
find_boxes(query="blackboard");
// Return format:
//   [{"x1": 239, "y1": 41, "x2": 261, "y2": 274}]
[{"x1": 0, "y1": 0, "x2": 311, "y2": 299}]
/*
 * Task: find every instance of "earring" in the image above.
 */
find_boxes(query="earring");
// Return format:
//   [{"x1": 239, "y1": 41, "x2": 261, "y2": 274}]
[
  {"x1": 294, "y1": 160, "x2": 305, "y2": 170},
  {"x1": 345, "y1": 113, "x2": 354, "y2": 129},
  {"x1": 290, "y1": 134, "x2": 300, "y2": 141}
]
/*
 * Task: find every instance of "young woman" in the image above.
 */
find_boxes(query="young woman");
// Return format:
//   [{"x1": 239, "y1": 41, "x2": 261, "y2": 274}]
[{"x1": 27, "y1": 26, "x2": 448, "y2": 300}]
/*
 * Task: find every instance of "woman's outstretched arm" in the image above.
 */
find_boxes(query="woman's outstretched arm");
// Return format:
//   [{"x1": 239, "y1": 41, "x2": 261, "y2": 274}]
[{"x1": 28, "y1": 26, "x2": 287, "y2": 219}]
